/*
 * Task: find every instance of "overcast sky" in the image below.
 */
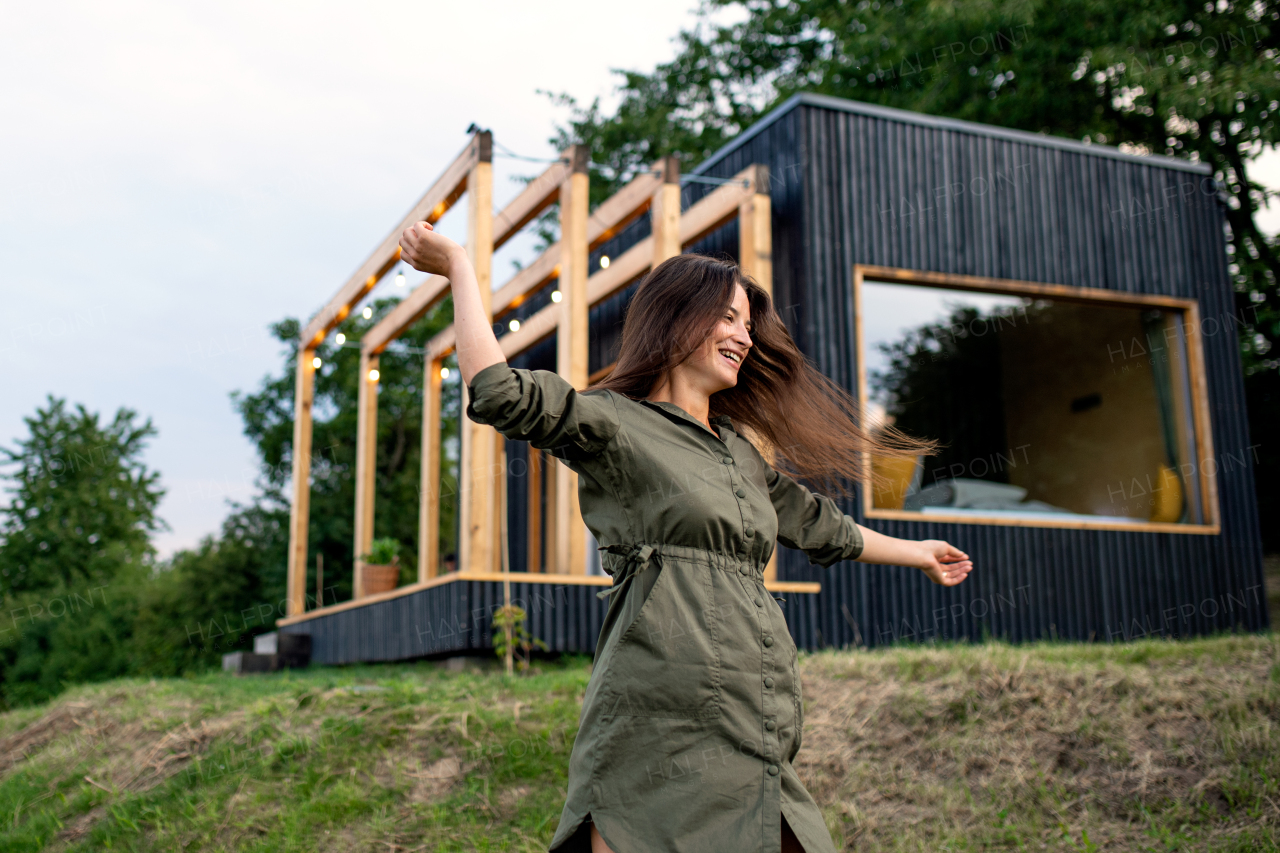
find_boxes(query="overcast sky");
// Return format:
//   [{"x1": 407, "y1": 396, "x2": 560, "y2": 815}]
[{"x1": 3, "y1": 2, "x2": 1278, "y2": 558}]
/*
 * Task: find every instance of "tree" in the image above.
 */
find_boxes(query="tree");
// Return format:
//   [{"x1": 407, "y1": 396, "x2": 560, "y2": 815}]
[
  {"x1": 0, "y1": 397, "x2": 165, "y2": 706},
  {"x1": 0, "y1": 397, "x2": 164, "y2": 596},
  {"x1": 550, "y1": 0, "x2": 1280, "y2": 545}
]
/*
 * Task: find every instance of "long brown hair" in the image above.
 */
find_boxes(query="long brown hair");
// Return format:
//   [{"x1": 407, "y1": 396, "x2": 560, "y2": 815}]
[{"x1": 589, "y1": 253, "x2": 936, "y2": 498}]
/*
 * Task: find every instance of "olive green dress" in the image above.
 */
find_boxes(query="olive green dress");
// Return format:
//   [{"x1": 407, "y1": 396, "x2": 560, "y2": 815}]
[{"x1": 466, "y1": 362, "x2": 864, "y2": 853}]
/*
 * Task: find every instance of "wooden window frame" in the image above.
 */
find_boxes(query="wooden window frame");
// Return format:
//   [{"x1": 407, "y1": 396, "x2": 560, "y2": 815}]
[{"x1": 854, "y1": 264, "x2": 1222, "y2": 535}]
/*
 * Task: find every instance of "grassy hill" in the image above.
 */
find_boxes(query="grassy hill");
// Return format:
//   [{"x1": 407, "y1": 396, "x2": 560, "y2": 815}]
[{"x1": 1, "y1": 634, "x2": 1276, "y2": 852}]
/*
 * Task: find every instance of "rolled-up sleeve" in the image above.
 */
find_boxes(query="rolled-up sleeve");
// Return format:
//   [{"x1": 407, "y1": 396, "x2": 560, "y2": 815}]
[
  {"x1": 765, "y1": 461, "x2": 864, "y2": 567},
  {"x1": 465, "y1": 361, "x2": 621, "y2": 460}
]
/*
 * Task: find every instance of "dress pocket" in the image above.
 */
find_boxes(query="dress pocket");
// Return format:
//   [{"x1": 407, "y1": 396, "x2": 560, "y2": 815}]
[{"x1": 600, "y1": 559, "x2": 722, "y2": 719}]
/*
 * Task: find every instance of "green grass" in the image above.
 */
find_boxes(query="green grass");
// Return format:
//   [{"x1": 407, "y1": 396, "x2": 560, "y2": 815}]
[{"x1": 0, "y1": 634, "x2": 1277, "y2": 852}]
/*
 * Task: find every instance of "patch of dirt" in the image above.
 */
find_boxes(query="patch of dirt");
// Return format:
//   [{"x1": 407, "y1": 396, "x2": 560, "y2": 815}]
[
  {"x1": 407, "y1": 755, "x2": 465, "y2": 802},
  {"x1": 0, "y1": 703, "x2": 100, "y2": 774}
]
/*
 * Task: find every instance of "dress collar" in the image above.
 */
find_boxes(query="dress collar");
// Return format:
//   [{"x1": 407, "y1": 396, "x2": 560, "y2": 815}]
[{"x1": 637, "y1": 399, "x2": 734, "y2": 441}]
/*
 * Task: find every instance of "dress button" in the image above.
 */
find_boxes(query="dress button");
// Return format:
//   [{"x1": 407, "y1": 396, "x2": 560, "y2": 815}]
[
  {"x1": 763, "y1": 636, "x2": 774, "y2": 647},
  {"x1": 764, "y1": 677, "x2": 774, "y2": 688},
  {"x1": 735, "y1": 488, "x2": 746, "y2": 498},
  {"x1": 745, "y1": 527, "x2": 755, "y2": 537},
  {"x1": 754, "y1": 599, "x2": 763, "y2": 607},
  {"x1": 722, "y1": 457, "x2": 733, "y2": 464},
  {"x1": 739, "y1": 566, "x2": 749, "y2": 576},
  {"x1": 768, "y1": 765, "x2": 780, "y2": 776},
  {"x1": 765, "y1": 720, "x2": 776, "y2": 731}
]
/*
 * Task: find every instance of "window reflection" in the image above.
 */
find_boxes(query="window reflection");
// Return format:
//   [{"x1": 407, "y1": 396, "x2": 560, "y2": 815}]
[{"x1": 862, "y1": 280, "x2": 1202, "y2": 525}]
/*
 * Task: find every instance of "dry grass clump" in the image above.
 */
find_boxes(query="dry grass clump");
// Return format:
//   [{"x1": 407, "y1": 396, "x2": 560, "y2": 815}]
[{"x1": 796, "y1": 635, "x2": 1280, "y2": 851}]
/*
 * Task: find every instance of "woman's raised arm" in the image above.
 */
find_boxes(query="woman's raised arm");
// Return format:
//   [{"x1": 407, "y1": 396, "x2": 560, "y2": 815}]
[{"x1": 398, "y1": 222, "x2": 505, "y2": 385}]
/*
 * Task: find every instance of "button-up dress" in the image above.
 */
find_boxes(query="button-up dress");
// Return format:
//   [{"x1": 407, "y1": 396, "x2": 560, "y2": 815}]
[{"x1": 466, "y1": 362, "x2": 864, "y2": 853}]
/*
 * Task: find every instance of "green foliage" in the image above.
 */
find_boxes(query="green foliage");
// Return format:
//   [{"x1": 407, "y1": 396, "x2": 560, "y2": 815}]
[
  {"x1": 0, "y1": 396, "x2": 164, "y2": 596},
  {"x1": 365, "y1": 536, "x2": 401, "y2": 566},
  {"x1": 491, "y1": 605, "x2": 548, "y2": 673},
  {"x1": 0, "y1": 398, "x2": 167, "y2": 706},
  {"x1": 129, "y1": 502, "x2": 291, "y2": 677}
]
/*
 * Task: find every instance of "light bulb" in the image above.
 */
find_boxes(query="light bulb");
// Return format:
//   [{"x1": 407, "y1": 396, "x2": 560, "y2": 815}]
[
  {"x1": 368, "y1": 368, "x2": 380, "y2": 382},
  {"x1": 362, "y1": 306, "x2": 373, "y2": 320},
  {"x1": 440, "y1": 366, "x2": 450, "y2": 379},
  {"x1": 395, "y1": 271, "x2": 406, "y2": 288},
  {"x1": 551, "y1": 290, "x2": 562, "y2": 303},
  {"x1": 509, "y1": 318, "x2": 521, "y2": 332},
  {"x1": 312, "y1": 356, "x2": 322, "y2": 369},
  {"x1": 600, "y1": 255, "x2": 610, "y2": 269},
  {"x1": 335, "y1": 332, "x2": 346, "y2": 345}
]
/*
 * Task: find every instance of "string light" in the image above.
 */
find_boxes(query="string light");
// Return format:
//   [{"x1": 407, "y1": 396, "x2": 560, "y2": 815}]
[
  {"x1": 551, "y1": 290, "x2": 562, "y2": 303},
  {"x1": 599, "y1": 255, "x2": 610, "y2": 269},
  {"x1": 440, "y1": 366, "x2": 451, "y2": 379},
  {"x1": 362, "y1": 306, "x2": 373, "y2": 320},
  {"x1": 335, "y1": 333, "x2": 346, "y2": 345},
  {"x1": 509, "y1": 318, "x2": 521, "y2": 332},
  {"x1": 395, "y1": 269, "x2": 406, "y2": 288},
  {"x1": 368, "y1": 368, "x2": 380, "y2": 382},
  {"x1": 312, "y1": 356, "x2": 322, "y2": 369}
]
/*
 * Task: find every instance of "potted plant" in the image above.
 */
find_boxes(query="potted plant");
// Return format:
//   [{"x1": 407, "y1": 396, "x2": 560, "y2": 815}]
[{"x1": 361, "y1": 537, "x2": 402, "y2": 597}]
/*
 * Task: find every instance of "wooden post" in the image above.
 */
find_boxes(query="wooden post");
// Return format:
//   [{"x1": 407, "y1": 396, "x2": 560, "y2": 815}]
[
  {"x1": 459, "y1": 135, "x2": 497, "y2": 575},
  {"x1": 419, "y1": 355, "x2": 444, "y2": 581},
  {"x1": 285, "y1": 349, "x2": 316, "y2": 616},
  {"x1": 353, "y1": 350, "x2": 380, "y2": 598},
  {"x1": 651, "y1": 155, "x2": 681, "y2": 265},
  {"x1": 738, "y1": 165, "x2": 777, "y2": 582},
  {"x1": 528, "y1": 448, "x2": 542, "y2": 573},
  {"x1": 556, "y1": 145, "x2": 590, "y2": 574},
  {"x1": 315, "y1": 553, "x2": 323, "y2": 610},
  {"x1": 739, "y1": 165, "x2": 772, "y2": 296}
]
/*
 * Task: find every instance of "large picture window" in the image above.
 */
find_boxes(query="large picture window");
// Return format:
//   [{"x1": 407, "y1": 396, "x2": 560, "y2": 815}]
[{"x1": 855, "y1": 266, "x2": 1219, "y2": 532}]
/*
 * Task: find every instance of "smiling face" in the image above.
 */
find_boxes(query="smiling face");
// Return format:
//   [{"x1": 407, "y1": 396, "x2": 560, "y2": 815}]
[{"x1": 677, "y1": 281, "x2": 754, "y2": 395}]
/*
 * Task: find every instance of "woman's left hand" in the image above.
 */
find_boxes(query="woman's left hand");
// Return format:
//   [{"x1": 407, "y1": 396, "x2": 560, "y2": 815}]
[{"x1": 914, "y1": 540, "x2": 973, "y2": 586}]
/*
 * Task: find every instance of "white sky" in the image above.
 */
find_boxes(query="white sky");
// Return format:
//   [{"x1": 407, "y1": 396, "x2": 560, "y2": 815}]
[
  {"x1": 2, "y1": 2, "x2": 1276, "y2": 557},
  {"x1": 0, "y1": 0, "x2": 729, "y2": 556}
]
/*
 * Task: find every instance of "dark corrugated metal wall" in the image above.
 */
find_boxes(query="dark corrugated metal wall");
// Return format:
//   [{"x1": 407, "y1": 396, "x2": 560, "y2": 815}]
[
  {"x1": 281, "y1": 580, "x2": 610, "y2": 666},
  {"x1": 690, "y1": 97, "x2": 1266, "y2": 647}
]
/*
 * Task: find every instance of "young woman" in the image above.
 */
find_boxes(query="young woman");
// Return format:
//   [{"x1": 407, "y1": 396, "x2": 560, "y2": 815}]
[{"x1": 399, "y1": 221, "x2": 974, "y2": 853}]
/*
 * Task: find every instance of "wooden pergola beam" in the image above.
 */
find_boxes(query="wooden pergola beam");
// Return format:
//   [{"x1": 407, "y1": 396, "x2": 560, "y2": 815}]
[
  {"x1": 352, "y1": 351, "x2": 380, "y2": 598},
  {"x1": 362, "y1": 275, "x2": 450, "y2": 356},
  {"x1": 361, "y1": 157, "x2": 587, "y2": 357},
  {"x1": 678, "y1": 165, "x2": 760, "y2": 249},
  {"x1": 488, "y1": 166, "x2": 667, "y2": 322},
  {"x1": 298, "y1": 131, "x2": 491, "y2": 351},
  {"x1": 736, "y1": 165, "x2": 775, "y2": 582},
  {"x1": 493, "y1": 157, "x2": 573, "y2": 251},
  {"x1": 285, "y1": 351, "x2": 316, "y2": 616},
  {"x1": 459, "y1": 153, "x2": 498, "y2": 575},
  {"x1": 651, "y1": 155, "x2": 681, "y2": 265},
  {"x1": 554, "y1": 146, "x2": 590, "y2": 574},
  {"x1": 419, "y1": 355, "x2": 444, "y2": 581}
]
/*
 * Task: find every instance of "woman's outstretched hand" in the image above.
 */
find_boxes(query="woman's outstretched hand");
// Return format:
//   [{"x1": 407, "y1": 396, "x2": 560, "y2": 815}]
[
  {"x1": 854, "y1": 526, "x2": 973, "y2": 586},
  {"x1": 399, "y1": 221, "x2": 465, "y2": 278},
  {"x1": 915, "y1": 540, "x2": 972, "y2": 586}
]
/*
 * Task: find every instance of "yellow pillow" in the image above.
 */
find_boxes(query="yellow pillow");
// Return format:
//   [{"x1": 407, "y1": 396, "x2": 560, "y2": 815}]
[
  {"x1": 871, "y1": 455, "x2": 920, "y2": 510},
  {"x1": 1149, "y1": 464, "x2": 1184, "y2": 523}
]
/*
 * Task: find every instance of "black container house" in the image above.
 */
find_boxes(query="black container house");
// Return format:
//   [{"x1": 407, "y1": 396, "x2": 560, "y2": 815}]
[{"x1": 283, "y1": 93, "x2": 1267, "y2": 664}]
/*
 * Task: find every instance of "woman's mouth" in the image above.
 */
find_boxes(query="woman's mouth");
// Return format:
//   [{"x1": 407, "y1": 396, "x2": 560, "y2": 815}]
[{"x1": 719, "y1": 349, "x2": 742, "y2": 369}]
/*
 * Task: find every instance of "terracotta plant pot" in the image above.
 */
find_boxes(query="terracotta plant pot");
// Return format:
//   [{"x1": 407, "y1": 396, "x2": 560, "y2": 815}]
[{"x1": 362, "y1": 563, "x2": 400, "y2": 597}]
